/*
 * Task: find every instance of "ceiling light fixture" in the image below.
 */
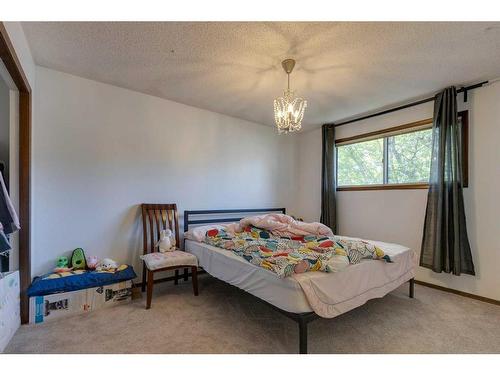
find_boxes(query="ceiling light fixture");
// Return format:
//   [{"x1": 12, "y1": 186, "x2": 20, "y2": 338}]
[{"x1": 273, "y1": 58, "x2": 307, "y2": 134}]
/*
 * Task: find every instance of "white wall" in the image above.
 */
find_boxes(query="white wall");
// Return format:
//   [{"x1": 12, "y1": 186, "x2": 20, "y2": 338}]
[
  {"x1": 3, "y1": 22, "x2": 35, "y2": 88},
  {"x1": 296, "y1": 82, "x2": 500, "y2": 301},
  {"x1": 32, "y1": 67, "x2": 297, "y2": 276}
]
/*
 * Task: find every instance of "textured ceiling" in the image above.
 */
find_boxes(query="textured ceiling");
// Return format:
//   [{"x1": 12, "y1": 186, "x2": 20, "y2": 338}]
[{"x1": 22, "y1": 22, "x2": 500, "y2": 129}]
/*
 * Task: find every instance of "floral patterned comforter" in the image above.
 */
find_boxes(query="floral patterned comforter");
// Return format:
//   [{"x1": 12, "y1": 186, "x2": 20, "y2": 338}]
[{"x1": 203, "y1": 226, "x2": 392, "y2": 278}]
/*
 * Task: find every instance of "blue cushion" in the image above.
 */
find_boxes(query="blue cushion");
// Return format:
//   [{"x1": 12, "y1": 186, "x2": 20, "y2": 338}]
[{"x1": 27, "y1": 266, "x2": 137, "y2": 297}]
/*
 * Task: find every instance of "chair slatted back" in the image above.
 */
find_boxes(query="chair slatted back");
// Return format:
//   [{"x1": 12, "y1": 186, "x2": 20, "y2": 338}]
[{"x1": 141, "y1": 204, "x2": 180, "y2": 255}]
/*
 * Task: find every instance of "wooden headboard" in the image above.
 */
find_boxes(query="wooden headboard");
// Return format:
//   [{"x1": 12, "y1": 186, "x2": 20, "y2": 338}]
[{"x1": 183, "y1": 207, "x2": 286, "y2": 232}]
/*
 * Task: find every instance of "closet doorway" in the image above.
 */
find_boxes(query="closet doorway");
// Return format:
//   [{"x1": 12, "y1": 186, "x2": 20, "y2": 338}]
[{"x1": 0, "y1": 23, "x2": 32, "y2": 324}]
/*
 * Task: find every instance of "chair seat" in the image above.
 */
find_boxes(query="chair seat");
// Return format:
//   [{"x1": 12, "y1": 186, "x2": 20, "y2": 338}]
[{"x1": 141, "y1": 250, "x2": 198, "y2": 271}]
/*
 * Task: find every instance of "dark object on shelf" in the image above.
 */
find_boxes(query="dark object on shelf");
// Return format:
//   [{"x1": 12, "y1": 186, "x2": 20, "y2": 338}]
[
  {"x1": 0, "y1": 249, "x2": 9, "y2": 273},
  {"x1": 0, "y1": 162, "x2": 7, "y2": 193},
  {"x1": 0, "y1": 164, "x2": 10, "y2": 273}
]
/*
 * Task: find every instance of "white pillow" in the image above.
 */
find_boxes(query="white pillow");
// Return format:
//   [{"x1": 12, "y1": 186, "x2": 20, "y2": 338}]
[{"x1": 184, "y1": 224, "x2": 228, "y2": 242}]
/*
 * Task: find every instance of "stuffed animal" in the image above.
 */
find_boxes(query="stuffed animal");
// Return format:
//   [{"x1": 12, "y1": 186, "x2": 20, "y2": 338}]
[
  {"x1": 86, "y1": 256, "x2": 99, "y2": 270},
  {"x1": 54, "y1": 256, "x2": 73, "y2": 273},
  {"x1": 56, "y1": 256, "x2": 69, "y2": 268},
  {"x1": 96, "y1": 258, "x2": 118, "y2": 272},
  {"x1": 157, "y1": 229, "x2": 176, "y2": 252},
  {"x1": 70, "y1": 248, "x2": 87, "y2": 270}
]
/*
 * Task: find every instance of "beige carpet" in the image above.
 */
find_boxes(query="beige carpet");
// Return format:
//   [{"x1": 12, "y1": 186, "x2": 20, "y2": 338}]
[{"x1": 5, "y1": 275, "x2": 500, "y2": 354}]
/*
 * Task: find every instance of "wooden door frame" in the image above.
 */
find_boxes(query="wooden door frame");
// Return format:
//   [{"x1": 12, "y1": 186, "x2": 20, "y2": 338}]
[{"x1": 0, "y1": 23, "x2": 32, "y2": 324}]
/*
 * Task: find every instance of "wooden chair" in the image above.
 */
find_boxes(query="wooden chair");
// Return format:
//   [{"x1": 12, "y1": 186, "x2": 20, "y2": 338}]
[{"x1": 141, "y1": 203, "x2": 198, "y2": 309}]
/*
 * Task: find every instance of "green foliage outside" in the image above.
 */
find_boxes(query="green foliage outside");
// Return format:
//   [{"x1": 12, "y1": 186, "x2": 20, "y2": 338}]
[
  {"x1": 337, "y1": 138, "x2": 383, "y2": 186},
  {"x1": 337, "y1": 129, "x2": 432, "y2": 186},
  {"x1": 388, "y1": 129, "x2": 432, "y2": 183}
]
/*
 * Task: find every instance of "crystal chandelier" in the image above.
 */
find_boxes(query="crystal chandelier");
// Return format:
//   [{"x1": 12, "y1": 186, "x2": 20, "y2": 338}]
[{"x1": 273, "y1": 59, "x2": 307, "y2": 134}]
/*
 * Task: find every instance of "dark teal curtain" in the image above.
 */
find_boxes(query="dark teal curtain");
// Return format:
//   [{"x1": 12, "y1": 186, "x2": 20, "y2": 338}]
[
  {"x1": 320, "y1": 124, "x2": 337, "y2": 233},
  {"x1": 420, "y1": 87, "x2": 475, "y2": 275}
]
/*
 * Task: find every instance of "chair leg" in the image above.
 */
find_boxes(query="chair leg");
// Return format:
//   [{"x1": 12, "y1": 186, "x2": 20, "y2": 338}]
[
  {"x1": 146, "y1": 270, "x2": 154, "y2": 309},
  {"x1": 141, "y1": 262, "x2": 146, "y2": 292},
  {"x1": 183, "y1": 268, "x2": 189, "y2": 281},
  {"x1": 191, "y1": 266, "x2": 199, "y2": 296},
  {"x1": 174, "y1": 269, "x2": 179, "y2": 285},
  {"x1": 409, "y1": 278, "x2": 415, "y2": 298}
]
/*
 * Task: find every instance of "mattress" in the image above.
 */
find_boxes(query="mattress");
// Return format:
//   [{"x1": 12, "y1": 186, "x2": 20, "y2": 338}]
[{"x1": 185, "y1": 237, "x2": 415, "y2": 316}]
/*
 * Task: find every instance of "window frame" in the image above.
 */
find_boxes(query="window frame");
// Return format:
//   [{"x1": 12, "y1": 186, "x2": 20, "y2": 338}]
[{"x1": 335, "y1": 111, "x2": 469, "y2": 191}]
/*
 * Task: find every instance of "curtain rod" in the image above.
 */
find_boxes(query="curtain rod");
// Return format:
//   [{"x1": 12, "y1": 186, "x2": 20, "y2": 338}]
[{"x1": 326, "y1": 81, "x2": 489, "y2": 128}]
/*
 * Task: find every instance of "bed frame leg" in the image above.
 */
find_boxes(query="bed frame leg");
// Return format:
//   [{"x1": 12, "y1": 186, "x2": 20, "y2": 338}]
[
  {"x1": 298, "y1": 317, "x2": 308, "y2": 354},
  {"x1": 409, "y1": 278, "x2": 415, "y2": 298}
]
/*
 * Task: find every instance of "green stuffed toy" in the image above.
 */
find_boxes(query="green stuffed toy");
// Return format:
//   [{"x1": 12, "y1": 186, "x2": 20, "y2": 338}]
[
  {"x1": 70, "y1": 248, "x2": 87, "y2": 270},
  {"x1": 56, "y1": 256, "x2": 69, "y2": 268},
  {"x1": 54, "y1": 256, "x2": 73, "y2": 273}
]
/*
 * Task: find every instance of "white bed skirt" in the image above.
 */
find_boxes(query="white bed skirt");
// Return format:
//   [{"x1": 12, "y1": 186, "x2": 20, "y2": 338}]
[{"x1": 185, "y1": 238, "x2": 415, "y2": 318}]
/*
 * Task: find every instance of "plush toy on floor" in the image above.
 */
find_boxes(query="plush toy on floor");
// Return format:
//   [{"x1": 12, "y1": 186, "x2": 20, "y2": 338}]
[{"x1": 156, "y1": 229, "x2": 176, "y2": 252}]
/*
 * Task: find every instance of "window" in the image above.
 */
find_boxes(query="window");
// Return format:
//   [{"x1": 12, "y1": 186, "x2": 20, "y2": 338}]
[
  {"x1": 387, "y1": 128, "x2": 433, "y2": 184},
  {"x1": 337, "y1": 138, "x2": 384, "y2": 186},
  {"x1": 336, "y1": 111, "x2": 468, "y2": 190}
]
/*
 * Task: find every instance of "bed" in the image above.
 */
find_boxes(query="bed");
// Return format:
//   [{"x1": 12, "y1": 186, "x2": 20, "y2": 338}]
[{"x1": 183, "y1": 208, "x2": 416, "y2": 354}]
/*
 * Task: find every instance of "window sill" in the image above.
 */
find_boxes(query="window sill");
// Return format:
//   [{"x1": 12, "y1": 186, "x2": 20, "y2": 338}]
[{"x1": 337, "y1": 183, "x2": 429, "y2": 191}]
